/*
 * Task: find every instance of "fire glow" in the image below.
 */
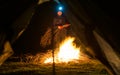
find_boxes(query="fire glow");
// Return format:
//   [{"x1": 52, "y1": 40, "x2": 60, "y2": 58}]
[{"x1": 44, "y1": 37, "x2": 81, "y2": 63}]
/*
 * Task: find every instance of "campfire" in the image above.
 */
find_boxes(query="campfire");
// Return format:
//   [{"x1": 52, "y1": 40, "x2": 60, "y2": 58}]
[{"x1": 44, "y1": 37, "x2": 81, "y2": 64}]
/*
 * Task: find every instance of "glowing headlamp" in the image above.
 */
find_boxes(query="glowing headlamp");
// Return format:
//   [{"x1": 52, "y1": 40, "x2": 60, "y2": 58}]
[{"x1": 58, "y1": 6, "x2": 63, "y2": 11}]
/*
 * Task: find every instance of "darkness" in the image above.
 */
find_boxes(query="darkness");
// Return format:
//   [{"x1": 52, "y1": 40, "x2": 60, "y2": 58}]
[
  {"x1": 81, "y1": 0, "x2": 120, "y2": 49},
  {"x1": 87, "y1": 0, "x2": 120, "y2": 50},
  {"x1": 0, "y1": 0, "x2": 38, "y2": 53},
  {"x1": 87, "y1": 0, "x2": 120, "y2": 37},
  {"x1": 12, "y1": 1, "x2": 58, "y2": 55},
  {"x1": 0, "y1": 0, "x2": 120, "y2": 55},
  {"x1": 0, "y1": 0, "x2": 37, "y2": 26},
  {"x1": 62, "y1": 0, "x2": 120, "y2": 50}
]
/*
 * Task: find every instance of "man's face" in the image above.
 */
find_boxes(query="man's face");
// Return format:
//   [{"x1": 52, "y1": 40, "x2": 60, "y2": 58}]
[{"x1": 57, "y1": 11, "x2": 62, "y2": 16}]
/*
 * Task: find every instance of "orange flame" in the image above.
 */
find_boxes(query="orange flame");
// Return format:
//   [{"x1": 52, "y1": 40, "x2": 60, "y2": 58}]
[{"x1": 44, "y1": 37, "x2": 80, "y2": 63}]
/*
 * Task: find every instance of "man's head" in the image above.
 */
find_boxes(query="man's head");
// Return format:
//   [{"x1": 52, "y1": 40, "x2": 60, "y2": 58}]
[{"x1": 57, "y1": 11, "x2": 62, "y2": 16}]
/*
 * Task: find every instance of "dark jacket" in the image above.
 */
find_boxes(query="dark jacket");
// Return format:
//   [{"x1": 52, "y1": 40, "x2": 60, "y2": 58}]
[{"x1": 53, "y1": 15, "x2": 68, "y2": 26}]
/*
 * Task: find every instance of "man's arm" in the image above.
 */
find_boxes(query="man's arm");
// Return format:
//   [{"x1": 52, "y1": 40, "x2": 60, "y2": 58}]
[{"x1": 58, "y1": 24, "x2": 70, "y2": 29}]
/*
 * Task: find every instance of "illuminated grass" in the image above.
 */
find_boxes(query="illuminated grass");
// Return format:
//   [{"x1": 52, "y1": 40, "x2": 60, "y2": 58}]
[{"x1": 0, "y1": 59, "x2": 109, "y2": 75}]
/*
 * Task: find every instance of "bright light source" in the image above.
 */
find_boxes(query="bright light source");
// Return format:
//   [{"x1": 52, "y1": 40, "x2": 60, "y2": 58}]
[
  {"x1": 44, "y1": 37, "x2": 81, "y2": 63},
  {"x1": 58, "y1": 6, "x2": 63, "y2": 11}
]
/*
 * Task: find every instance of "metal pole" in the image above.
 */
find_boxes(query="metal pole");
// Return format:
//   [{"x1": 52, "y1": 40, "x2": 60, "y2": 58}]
[{"x1": 51, "y1": 24, "x2": 56, "y2": 75}]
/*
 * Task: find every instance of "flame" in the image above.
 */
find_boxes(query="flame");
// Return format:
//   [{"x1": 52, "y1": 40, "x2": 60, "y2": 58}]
[{"x1": 44, "y1": 37, "x2": 80, "y2": 63}]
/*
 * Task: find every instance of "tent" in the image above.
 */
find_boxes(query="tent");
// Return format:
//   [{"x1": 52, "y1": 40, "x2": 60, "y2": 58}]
[{"x1": 0, "y1": 0, "x2": 120, "y2": 75}]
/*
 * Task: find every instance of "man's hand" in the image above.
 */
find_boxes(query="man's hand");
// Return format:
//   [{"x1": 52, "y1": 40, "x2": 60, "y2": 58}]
[
  {"x1": 58, "y1": 26, "x2": 63, "y2": 29},
  {"x1": 58, "y1": 24, "x2": 70, "y2": 29}
]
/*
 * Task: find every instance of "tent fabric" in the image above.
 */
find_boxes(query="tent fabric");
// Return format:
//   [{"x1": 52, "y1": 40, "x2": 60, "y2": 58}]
[
  {"x1": 12, "y1": 1, "x2": 58, "y2": 54},
  {"x1": 60, "y1": 0, "x2": 120, "y2": 74},
  {"x1": 0, "y1": 0, "x2": 38, "y2": 49},
  {"x1": 0, "y1": 0, "x2": 38, "y2": 65},
  {"x1": 0, "y1": 0, "x2": 120, "y2": 74}
]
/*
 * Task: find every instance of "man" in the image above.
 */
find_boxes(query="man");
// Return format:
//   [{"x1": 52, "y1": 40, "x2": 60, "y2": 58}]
[
  {"x1": 40, "y1": 10, "x2": 70, "y2": 48},
  {"x1": 52, "y1": 10, "x2": 70, "y2": 48},
  {"x1": 53, "y1": 11, "x2": 70, "y2": 29}
]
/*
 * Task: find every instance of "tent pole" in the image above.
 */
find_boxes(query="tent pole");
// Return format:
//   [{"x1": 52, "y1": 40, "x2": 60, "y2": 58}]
[{"x1": 51, "y1": 24, "x2": 56, "y2": 75}]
